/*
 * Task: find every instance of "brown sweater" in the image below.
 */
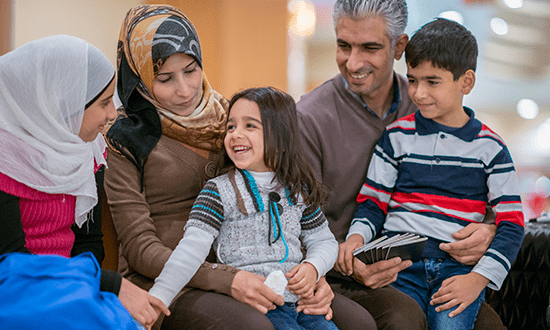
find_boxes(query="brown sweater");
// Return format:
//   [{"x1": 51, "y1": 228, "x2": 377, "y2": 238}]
[
  {"x1": 104, "y1": 134, "x2": 238, "y2": 295},
  {"x1": 297, "y1": 73, "x2": 416, "y2": 242}
]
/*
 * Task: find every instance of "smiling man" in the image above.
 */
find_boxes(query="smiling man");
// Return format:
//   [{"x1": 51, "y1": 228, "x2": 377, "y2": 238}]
[{"x1": 296, "y1": 0, "x2": 506, "y2": 329}]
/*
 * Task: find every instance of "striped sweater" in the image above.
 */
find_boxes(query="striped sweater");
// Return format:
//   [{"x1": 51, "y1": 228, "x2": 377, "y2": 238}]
[{"x1": 348, "y1": 108, "x2": 524, "y2": 290}]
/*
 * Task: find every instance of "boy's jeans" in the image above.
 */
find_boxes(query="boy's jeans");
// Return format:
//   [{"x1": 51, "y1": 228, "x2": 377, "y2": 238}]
[
  {"x1": 392, "y1": 258, "x2": 485, "y2": 330},
  {"x1": 265, "y1": 302, "x2": 339, "y2": 330}
]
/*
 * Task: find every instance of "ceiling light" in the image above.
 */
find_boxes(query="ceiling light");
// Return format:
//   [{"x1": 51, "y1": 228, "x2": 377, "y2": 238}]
[
  {"x1": 503, "y1": 0, "x2": 524, "y2": 9},
  {"x1": 517, "y1": 99, "x2": 539, "y2": 119},
  {"x1": 438, "y1": 11, "x2": 464, "y2": 25},
  {"x1": 490, "y1": 17, "x2": 509, "y2": 35},
  {"x1": 288, "y1": 0, "x2": 316, "y2": 38}
]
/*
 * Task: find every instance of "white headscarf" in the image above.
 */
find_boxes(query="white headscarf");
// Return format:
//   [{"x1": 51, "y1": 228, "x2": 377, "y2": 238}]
[{"x1": 0, "y1": 35, "x2": 114, "y2": 227}]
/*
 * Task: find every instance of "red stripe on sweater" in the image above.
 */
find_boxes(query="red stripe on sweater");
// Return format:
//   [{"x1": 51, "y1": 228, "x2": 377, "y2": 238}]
[
  {"x1": 494, "y1": 206, "x2": 525, "y2": 227},
  {"x1": 391, "y1": 192, "x2": 487, "y2": 214},
  {"x1": 356, "y1": 194, "x2": 389, "y2": 214}
]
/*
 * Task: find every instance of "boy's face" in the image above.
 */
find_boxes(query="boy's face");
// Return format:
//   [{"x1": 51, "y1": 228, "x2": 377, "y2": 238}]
[{"x1": 407, "y1": 61, "x2": 473, "y2": 127}]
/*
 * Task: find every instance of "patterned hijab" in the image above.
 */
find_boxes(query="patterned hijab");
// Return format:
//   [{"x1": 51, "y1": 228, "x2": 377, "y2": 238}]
[
  {"x1": 0, "y1": 35, "x2": 114, "y2": 227},
  {"x1": 106, "y1": 4, "x2": 227, "y2": 181}
]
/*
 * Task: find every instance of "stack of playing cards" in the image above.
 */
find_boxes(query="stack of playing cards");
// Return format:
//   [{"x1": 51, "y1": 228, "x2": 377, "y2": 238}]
[{"x1": 353, "y1": 233, "x2": 428, "y2": 265}]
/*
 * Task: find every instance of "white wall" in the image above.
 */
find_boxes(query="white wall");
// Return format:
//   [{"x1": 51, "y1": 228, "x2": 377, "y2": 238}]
[{"x1": 13, "y1": 0, "x2": 142, "y2": 66}]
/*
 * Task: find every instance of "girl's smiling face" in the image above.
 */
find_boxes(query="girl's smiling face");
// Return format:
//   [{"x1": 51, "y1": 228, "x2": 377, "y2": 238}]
[
  {"x1": 224, "y1": 99, "x2": 269, "y2": 172},
  {"x1": 79, "y1": 79, "x2": 116, "y2": 142}
]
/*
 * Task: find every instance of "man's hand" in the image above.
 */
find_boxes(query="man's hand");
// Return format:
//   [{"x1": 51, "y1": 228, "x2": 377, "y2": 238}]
[
  {"x1": 334, "y1": 234, "x2": 364, "y2": 276},
  {"x1": 118, "y1": 278, "x2": 170, "y2": 330},
  {"x1": 296, "y1": 276, "x2": 334, "y2": 320},
  {"x1": 430, "y1": 272, "x2": 489, "y2": 317},
  {"x1": 351, "y1": 256, "x2": 412, "y2": 289},
  {"x1": 230, "y1": 270, "x2": 284, "y2": 314},
  {"x1": 439, "y1": 223, "x2": 496, "y2": 265},
  {"x1": 286, "y1": 262, "x2": 318, "y2": 299}
]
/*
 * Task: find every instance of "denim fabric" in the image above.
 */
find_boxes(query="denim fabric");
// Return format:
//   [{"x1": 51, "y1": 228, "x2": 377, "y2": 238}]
[
  {"x1": 392, "y1": 258, "x2": 485, "y2": 330},
  {"x1": 265, "y1": 303, "x2": 339, "y2": 330}
]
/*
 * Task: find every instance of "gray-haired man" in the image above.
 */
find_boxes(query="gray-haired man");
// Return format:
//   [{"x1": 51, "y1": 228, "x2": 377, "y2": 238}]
[{"x1": 297, "y1": 0, "x2": 505, "y2": 328}]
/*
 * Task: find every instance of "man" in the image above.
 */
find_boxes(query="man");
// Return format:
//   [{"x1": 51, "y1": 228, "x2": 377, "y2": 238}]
[{"x1": 297, "y1": 0, "x2": 505, "y2": 329}]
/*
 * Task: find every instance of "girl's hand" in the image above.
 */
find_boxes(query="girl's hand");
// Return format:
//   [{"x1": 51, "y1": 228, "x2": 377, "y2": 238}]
[
  {"x1": 286, "y1": 262, "x2": 318, "y2": 299},
  {"x1": 430, "y1": 272, "x2": 490, "y2": 317},
  {"x1": 334, "y1": 234, "x2": 364, "y2": 276},
  {"x1": 231, "y1": 270, "x2": 284, "y2": 314},
  {"x1": 296, "y1": 276, "x2": 334, "y2": 320}
]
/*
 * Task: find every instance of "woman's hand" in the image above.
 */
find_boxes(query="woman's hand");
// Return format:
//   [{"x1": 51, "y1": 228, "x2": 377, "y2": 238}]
[
  {"x1": 230, "y1": 270, "x2": 284, "y2": 314},
  {"x1": 118, "y1": 278, "x2": 170, "y2": 330},
  {"x1": 296, "y1": 276, "x2": 335, "y2": 320},
  {"x1": 286, "y1": 262, "x2": 318, "y2": 299},
  {"x1": 439, "y1": 223, "x2": 496, "y2": 265},
  {"x1": 334, "y1": 234, "x2": 364, "y2": 276}
]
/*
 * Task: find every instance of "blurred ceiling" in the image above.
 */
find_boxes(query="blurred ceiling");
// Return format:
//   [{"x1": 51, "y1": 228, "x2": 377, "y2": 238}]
[{"x1": 308, "y1": 0, "x2": 550, "y2": 114}]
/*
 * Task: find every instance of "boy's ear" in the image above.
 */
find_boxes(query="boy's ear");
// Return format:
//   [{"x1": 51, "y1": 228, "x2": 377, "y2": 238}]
[
  {"x1": 393, "y1": 34, "x2": 409, "y2": 60},
  {"x1": 461, "y1": 69, "x2": 476, "y2": 95}
]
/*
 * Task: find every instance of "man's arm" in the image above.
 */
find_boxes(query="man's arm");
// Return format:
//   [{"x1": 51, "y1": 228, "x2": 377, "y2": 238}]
[{"x1": 439, "y1": 223, "x2": 496, "y2": 265}]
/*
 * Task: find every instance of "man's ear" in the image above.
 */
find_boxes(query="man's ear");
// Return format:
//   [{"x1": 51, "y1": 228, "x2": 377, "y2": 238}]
[
  {"x1": 393, "y1": 34, "x2": 409, "y2": 60},
  {"x1": 462, "y1": 69, "x2": 476, "y2": 95}
]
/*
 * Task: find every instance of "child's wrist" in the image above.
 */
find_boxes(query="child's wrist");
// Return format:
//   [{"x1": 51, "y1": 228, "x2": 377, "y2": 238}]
[
  {"x1": 469, "y1": 272, "x2": 491, "y2": 287},
  {"x1": 347, "y1": 234, "x2": 364, "y2": 245}
]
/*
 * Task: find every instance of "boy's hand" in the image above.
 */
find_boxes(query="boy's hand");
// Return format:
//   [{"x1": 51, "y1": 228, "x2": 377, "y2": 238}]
[
  {"x1": 430, "y1": 272, "x2": 490, "y2": 317},
  {"x1": 286, "y1": 262, "x2": 318, "y2": 298},
  {"x1": 335, "y1": 234, "x2": 364, "y2": 276}
]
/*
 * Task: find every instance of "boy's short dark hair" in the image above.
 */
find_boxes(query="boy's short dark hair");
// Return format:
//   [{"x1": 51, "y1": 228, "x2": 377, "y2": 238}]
[{"x1": 405, "y1": 18, "x2": 478, "y2": 80}]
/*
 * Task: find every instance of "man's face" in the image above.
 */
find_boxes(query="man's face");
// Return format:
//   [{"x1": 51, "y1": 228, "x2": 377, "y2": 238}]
[{"x1": 335, "y1": 15, "x2": 399, "y2": 100}]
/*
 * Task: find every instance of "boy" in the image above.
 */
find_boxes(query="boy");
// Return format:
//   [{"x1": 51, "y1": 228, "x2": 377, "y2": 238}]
[{"x1": 335, "y1": 18, "x2": 525, "y2": 329}]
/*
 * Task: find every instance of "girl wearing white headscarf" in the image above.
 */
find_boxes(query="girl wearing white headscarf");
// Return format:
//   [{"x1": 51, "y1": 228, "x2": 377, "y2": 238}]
[
  {"x1": 0, "y1": 35, "x2": 170, "y2": 329},
  {"x1": 0, "y1": 34, "x2": 113, "y2": 257}
]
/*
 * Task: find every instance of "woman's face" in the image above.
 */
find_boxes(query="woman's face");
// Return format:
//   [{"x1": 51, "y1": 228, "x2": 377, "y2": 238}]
[
  {"x1": 152, "y1": 53, "x2": 203, "y2": 116},
  {"x1": 79, "y1": 79, "x2": 116, "y2": 142}
]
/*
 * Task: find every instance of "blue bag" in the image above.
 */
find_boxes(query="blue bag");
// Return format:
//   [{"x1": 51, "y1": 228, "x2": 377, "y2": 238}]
[{"x1": 0, "y1": 252, "x2": 138, "y2": 330}]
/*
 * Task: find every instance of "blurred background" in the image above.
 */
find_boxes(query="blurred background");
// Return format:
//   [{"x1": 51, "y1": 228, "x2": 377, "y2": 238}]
[{"x1": 1, "y1": 0, "x2": 549, "y2": 220}]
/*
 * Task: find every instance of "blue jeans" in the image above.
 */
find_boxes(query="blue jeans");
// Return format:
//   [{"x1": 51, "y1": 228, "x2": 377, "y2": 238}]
[
  {"x1": 265, "y1": 302, "x2": 339, "y2": 330},
  {"x1": 392, "y1": 258, "x2": 485, "y2": 330}
]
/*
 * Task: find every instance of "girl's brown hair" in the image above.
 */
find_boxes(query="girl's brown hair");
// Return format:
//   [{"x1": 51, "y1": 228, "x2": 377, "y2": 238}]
[{"x1": 227, "y1": 87, "x2": 326, "y2": 209}]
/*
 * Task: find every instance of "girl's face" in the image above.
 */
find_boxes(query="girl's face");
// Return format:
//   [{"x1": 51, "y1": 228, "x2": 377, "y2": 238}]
[
  {"x1": 79, "y1": 79, "x2": 116, "y2": 142},
  {"x1": 152, "y1": 52, "x2": 203, "y2": 116},
  {"x1": 224, "y1": 99, "x2": 269, "y2": 172}
]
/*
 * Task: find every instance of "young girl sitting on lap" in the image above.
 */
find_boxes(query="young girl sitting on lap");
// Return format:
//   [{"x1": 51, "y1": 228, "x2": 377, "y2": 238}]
[{"x1": 149, "y1": 87, "x2": 339, "y2": 330}]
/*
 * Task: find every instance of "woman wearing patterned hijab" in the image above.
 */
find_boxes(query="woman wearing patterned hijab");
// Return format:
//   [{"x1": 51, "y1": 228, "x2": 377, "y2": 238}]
[
  {"x1": 0, "y1": 34, "x2": 170, "y2": 329},
  {"x1": 104, "y1": 4, "x2": 343, "y2": 330}
]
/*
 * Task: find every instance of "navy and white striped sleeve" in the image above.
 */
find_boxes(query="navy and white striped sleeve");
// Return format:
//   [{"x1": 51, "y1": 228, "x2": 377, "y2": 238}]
[
  {"x1": 473, "y1": 146, "x2": 524, "y2": 290},
  {"x1": 348, "y1": 129, "x2": 398, "y2": 242},
  {"x1": 185, "y1": 180, "x2": 225, "y2": 238}
]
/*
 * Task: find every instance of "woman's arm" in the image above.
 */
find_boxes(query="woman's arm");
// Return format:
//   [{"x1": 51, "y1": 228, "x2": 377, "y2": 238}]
[{"x1": 0, "y1": 190, "x2": 30, "y2": 255}]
